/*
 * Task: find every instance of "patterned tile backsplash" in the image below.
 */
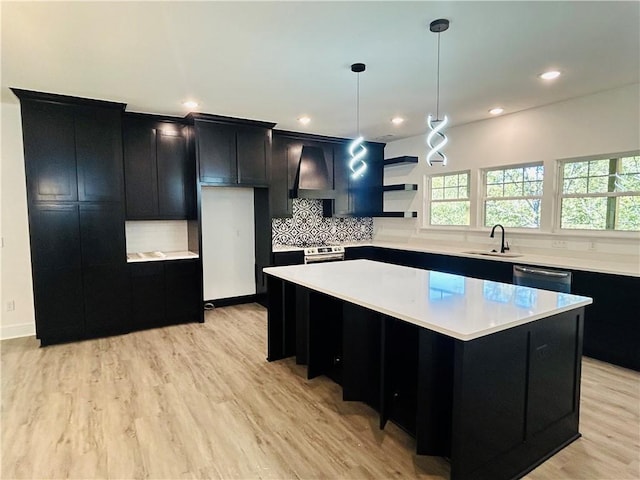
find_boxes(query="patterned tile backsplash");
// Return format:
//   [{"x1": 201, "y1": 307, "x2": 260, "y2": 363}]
[{"x1": 272, "y1": 199, "x2": 373, "y2": 247}]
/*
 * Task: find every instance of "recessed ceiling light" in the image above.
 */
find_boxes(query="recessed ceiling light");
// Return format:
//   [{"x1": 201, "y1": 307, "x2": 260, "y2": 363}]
[
  {"x1": 182, "y1": 100, "x2": 199, "y2": 109},
  {"x1": 539, "y1": 70, "x2": 561, "y2": 80},
  {"x1": 298, "y1": 116, "x2": 311, "y2": 125},
  {"x1": 391, "y1": 116, "x2": 405, "y2": 125},
  {"x1": 489, "y1": 107, "x2": 504, "y2": 115}
]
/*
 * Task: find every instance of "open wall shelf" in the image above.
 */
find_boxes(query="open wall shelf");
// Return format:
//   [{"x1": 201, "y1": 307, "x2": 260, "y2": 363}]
[
  {"x1": 384, "y1": 156, "x2": 419, "y2": 167},
  {"x1": 383, "y1": 184, "x2": 418, "y2": 192}
]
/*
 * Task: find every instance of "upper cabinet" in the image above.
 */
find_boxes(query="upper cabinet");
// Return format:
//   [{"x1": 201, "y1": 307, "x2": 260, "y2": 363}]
[
  {"x1": 188, "y1": 113, "x2": 275, "y2": 187},
  {"x1": 270, "y1": 130, "x2": 385, "y2": 218},
  {"x1": 123, "y1": 114, "x2": 195, "y2": 220},
  {"x1": 15, "y1": 89, "x2": 125, "y2": 203},
  {"x1": 337, "y1": 141, "x2": 385, "y2": 217}
]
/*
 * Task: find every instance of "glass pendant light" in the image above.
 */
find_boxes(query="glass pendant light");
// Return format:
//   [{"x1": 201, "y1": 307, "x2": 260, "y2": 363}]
[
  {"x1": 349, "y1": 62, "x2": 367, "y2": 179},
  {"x1": 426, "y1": 18, "x2": 450, "y2": 166}
]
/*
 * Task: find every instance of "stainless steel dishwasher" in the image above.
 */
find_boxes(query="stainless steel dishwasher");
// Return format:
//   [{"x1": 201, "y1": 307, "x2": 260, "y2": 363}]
[{"x1": 513, "y1": 265, "x2": 572, "y2": 293}]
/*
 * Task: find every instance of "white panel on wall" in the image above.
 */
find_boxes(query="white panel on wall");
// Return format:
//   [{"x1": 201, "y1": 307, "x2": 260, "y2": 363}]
[
  {"x1": 201, "y1": 187, "x2": 256, "y2": 300},
  {"x1": 125, "y1": 220, "x2": 189, "y2": 253}
]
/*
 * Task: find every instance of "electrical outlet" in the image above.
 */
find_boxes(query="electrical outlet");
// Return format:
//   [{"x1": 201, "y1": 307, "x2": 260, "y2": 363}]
[
  {"x1": 552, "y1": 240, "x2": 567, "y2": 249},
  {"x1": 6, "y1": 300, "x2": 15, "y2": 312}
]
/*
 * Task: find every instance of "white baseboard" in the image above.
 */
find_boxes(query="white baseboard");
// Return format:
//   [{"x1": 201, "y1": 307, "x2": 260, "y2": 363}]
[{"x1": 1, "y1": 322, "x2": 36, "y2": 340}]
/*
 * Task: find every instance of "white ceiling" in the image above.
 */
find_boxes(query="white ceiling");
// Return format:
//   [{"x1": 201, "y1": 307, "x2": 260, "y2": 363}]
[{"x1": 2, "y1": 1, "x2": 639, "y2": 141}]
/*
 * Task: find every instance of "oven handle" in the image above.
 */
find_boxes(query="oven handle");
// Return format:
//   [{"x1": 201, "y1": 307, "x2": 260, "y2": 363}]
[{"x1": 304, "y1": 254, "x2": 345, "y2": 264}]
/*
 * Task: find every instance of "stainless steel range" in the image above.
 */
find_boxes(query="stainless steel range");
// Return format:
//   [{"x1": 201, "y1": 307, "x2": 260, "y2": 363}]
[{"x1": 303, "y1": 246, "x2": 345, "y2": 264}]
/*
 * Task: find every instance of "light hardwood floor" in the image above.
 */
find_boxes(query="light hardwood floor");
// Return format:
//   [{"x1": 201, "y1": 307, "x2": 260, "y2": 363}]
[{"x1": 1, "y1": 303, "x2": 638, "y2": 479}]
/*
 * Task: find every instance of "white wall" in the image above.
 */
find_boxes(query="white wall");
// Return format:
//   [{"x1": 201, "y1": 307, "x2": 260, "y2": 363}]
[
  {"x1": 201, "y1": 187, "x2": 256, "y2": 301},
  {"x1": 378, "y1": 84, "x2": 640, "y2": 263},
  {"x1": 1, "y1": 101, "x2": 36, "y2": 339}
]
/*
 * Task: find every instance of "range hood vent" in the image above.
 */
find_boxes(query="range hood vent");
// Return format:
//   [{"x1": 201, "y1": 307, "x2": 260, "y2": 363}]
[{"x1": 291, "y1": 145, "x2": 335, "y2": 199}]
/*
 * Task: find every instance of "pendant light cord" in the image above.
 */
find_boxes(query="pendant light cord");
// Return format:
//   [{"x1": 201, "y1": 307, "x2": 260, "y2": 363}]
[
  {"x1": 356, "y1": 72, "x2": 360, "y2": 136},
  {"x1": 436, "y1": 31, "x2": 441, "y2": 121}
]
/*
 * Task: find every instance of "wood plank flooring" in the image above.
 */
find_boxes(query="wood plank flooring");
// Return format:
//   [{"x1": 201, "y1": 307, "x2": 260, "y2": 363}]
[{"x1": 1, "y1": 303, "x2": 638, "y2": 479}]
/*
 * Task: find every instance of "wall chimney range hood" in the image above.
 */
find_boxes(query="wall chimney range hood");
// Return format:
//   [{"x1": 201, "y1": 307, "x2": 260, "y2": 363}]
[{"x1": 290, "y1": 145, "x2": 336, "y2": 199}]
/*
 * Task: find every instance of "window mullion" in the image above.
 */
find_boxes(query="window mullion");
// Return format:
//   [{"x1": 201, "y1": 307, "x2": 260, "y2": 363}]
[{"x1": 605, "y1": 158, "x2": 617, "y2": 229}]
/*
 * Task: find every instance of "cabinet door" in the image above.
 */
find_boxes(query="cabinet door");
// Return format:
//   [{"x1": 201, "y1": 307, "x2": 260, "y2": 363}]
[
  {"x1": 29, "y1": 203, "x2": 81, "y2": 270},
  {"x1": 237, "y1": 125, "x2": 269, "y2": 186},
  {"x1": 79, "y1": 203, "x2": 126, "y2": 267},
  {"x1": 123, "y1": 117, "x2": 159, "y2": 218},
  {"x1": 333, "y1": 142, "x2": 351, "y2": 215},
  {"x1": 157, "y1": 129, "x2": 188, "y2": 217},
  {"x1": 129, "y1": 262, "x2": 166, "y2": 329},
  {"x1": 29, "y1": 203, "x2": 84, "y2": 343},
  {"x1": 75, "y1": 106, "x2": 124, "y2": 202},
  {"x1": 83, "y1": 264, "x2": 130, "y2": 337},
  {"x1": 21, "y1": 100, "x2": 78, "y2": 202},
  {"x1": 33, "y1": 267, "x2": 85, "y2": 344},
  {"x1": 269, "y1": 135, "x2": 293, "y2": 217},
  {"x1": 196, "y1": 122, "x2": 236, "y2": 184},
  {"x1": 165, "y1": 260, "x2": 201, "y2": 324},
  {"x1": 351, "y1": 142, "x2": 384, "y2": 215}
]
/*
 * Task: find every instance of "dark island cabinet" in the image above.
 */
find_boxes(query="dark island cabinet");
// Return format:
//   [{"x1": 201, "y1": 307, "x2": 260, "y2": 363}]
[
  {"x1": 189, "y1": 114, "x2": 275, "y2": 187},
  {"x1": 13, "y1": 88, "x2": 129, "y2": 346},
  {"x1": 123, "y1": 114, "x2": 194, "y2": 220},
  {"x1": 129, "y1": 259, "x2": 203, "y2": 329}
]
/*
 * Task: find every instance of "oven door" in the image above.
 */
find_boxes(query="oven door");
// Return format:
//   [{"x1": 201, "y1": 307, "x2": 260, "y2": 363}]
[{"x1": 304, "y1": 253, "x2": 345, "y2": 264}]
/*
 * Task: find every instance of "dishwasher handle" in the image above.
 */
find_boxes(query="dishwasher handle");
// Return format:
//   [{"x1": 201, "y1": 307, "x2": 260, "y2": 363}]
[{"x1": 513, "y1": 265, "x2": 571, "y2": 278}]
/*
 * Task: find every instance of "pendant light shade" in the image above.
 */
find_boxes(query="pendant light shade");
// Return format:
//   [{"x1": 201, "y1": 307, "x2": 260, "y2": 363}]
[
  {"x1": 426, "y1": 18, "x2": 450, "y2": 166},
  {"x1": 349, "y1": 62, "x2": 367, "y2": 179}
]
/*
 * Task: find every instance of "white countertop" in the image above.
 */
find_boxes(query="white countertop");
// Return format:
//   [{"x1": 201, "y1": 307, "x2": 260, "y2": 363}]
[
  {"x1": 126, "y1": 250, "x2": 199, "y2": 263},
  {"x1": 263, "y1": 260, "x2": 592, "y2": 341},
  {"x1": 367, "y1": 240, "x2": 640, "y2": 277},
  {"x1": 271, "y1": 241, "x2": 639, "y2": 277}
]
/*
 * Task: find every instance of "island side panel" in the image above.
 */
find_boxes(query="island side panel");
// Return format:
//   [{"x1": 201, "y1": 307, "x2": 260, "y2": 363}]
[
  {"x1": 266, "y1": 275, "x2": 296, "y2": 361},
  {"x1": 449, "y1": 308, "x2": 584, "y2": 480}
]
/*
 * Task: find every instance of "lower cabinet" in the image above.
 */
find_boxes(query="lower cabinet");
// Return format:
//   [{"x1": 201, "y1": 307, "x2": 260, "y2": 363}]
[
  {"x1": 83, "y1": 264, "x2": 130, "y2": 338},
  {"x1": 129, "y1": 259, "x2": 202, "y2": 329}
]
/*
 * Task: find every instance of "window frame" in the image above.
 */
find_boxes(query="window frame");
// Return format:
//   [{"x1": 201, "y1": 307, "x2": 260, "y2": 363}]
[
  {"x1": 480, "y1": 162, "x2": 545, "y2": 230},
  {"x1": 423, "y1": 169, "x2": 472, "y2": 228},
  {"x1": 556, "y1": 153, "x2": 640, "y2": 232}
]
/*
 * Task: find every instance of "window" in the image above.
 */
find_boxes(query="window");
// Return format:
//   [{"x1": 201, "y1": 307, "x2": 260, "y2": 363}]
[
  {"x1": 482, "y1": 164, "x2": 544, "y2": 228},
  {"x1": 428, "y1": 171, "x2": 470, "y2": 226},
  {"x1": 559, "y1": 155, "x2": 640, "y2": 231}
]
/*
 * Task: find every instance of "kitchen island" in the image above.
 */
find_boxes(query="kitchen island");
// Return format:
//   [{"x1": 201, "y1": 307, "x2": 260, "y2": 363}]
[{"x1": 264, "y1": 260, "x2": 592, "y2": 480}]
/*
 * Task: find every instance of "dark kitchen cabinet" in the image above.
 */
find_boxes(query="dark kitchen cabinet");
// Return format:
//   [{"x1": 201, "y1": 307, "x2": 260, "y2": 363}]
[
  {"x1": 33, "y1": 266, "x2": 85, "y2": 345},
  {"x1": 189, "y1": 114, "x2": 275, "y2": 187},
  {"x1": 79, "y1": 203, "x2": 126, "y2": 266},
  {"x1": 237, "y1": 125, "x2": 270, "y2": 185},
  {"x1": 130, "y1": 262, "x2": 166, "y2": 329},
  {"x1": 123, "y1": 114, "x2": 194, "y2": 219},
  {"x1": 334, "y1": 140, "x2": 385, "y2": 217},
  {"x1": 18, "y1": 95, "x2": 124, "y2": 204},
  {"x1": 165, "y1": 259, "x2": 201, "y2": 323},
  {"x1": 83, "y1": 264, "x2": 130, "y2": 337},
  {"x1": 20, "y1": 101, "x2": 77, "y2": 202},
  {"x1": 572, "y1": 270, "x2": 639, "y2": 370},
  {"x1": 75, "y1": 106, "x2": 124, "y2": 202},
  {"x1": 28, "y1": 203, "x2": 84, "y2": 343},
  {"x1": 129, "y1": 259, "x2": 202, "y2": 330},
  {"x1": 13, "y1": 88, "x2": 128, "y2": 346}
]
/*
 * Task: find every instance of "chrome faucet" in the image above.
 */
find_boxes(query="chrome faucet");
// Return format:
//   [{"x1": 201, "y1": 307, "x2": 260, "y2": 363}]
[{"x1": 490, "y1": 224, "x2": 509, "y2": 253}]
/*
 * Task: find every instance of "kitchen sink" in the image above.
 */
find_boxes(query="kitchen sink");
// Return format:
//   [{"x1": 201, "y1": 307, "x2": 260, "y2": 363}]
[{"x1": 463, "y1": 250, "x2": 523, "y2": 258}]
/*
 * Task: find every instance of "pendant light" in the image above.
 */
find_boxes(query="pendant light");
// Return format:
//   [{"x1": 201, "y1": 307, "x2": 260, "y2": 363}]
[
  {"x1": 426, "y1": 18, "x2": 450, "y2": 166},
  {"x1": 349, "y1": 62, "x2": 367, "y2": 179}
]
